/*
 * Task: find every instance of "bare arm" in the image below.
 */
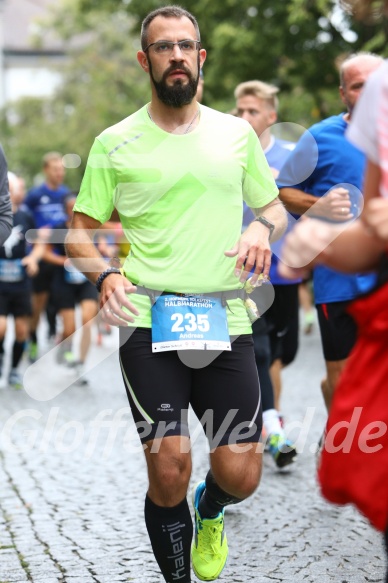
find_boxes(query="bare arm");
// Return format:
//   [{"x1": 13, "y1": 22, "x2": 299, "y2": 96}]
[
  {"x1": 322, "y1": 161, "x2": 387, "y2": 272},
  {"x1": 320, "y1": 160, "x2": 385, "y2": 271},
  {"x1": 279, "y1": 161, "x2": 386, "y2": 278},
  {"x1": 65, "y1": 211, "x2": 139, "y2": 325},
  {"x1": 279, "y1": 186, "x2": 353, "y2": 221},
  {"x1": 42, "y1": 244, "x2": 67, "y2": 267},
  {"x1": 279, "y1": 187, "x2": 318, "y2": 215},
  {"x1": 321, "y1": 222, "x2": 384, "y2": 272},
  {"x1": 280, "y1": 219, "x2": 384, "y2": 279},
  {"x1": 21, "y1": 242, "x2": 46, "y2": 277},
  {"x1": 65, "y1": 212, "x2": 108, "y2": 280}
]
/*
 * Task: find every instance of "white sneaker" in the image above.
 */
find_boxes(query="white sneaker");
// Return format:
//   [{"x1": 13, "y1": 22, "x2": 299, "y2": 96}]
[{"x1": 74, "y1": 362, "x2": 88, "y2": 386}]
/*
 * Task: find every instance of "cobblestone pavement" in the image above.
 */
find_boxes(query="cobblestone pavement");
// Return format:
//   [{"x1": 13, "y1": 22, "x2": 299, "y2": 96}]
[{"x1": 0, "y1": 316, "x2": 385, "y2": 583}]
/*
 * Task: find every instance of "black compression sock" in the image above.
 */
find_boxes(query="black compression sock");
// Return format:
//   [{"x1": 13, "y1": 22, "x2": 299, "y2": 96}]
[
  {"x1": 12, "y1": 341, "x2": 25, "y2": 369},
  {"x1": 144, "y1": 495, "x2": 193, "y2": 583},
  {"x1": 0, "y1": 337, "x2": 4, "y2": 354},
  {"x1": 30, "y1": 331, "x2": 37, "y2": 344},
  {"x1": 198, "y1": 470, "x2": 243, "y2": 519}
]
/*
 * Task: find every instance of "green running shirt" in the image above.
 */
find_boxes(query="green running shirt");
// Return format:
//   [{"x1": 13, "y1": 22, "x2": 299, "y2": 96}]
[{"x1": 74, "y1": 104, "x2": 278, "y2": 334}]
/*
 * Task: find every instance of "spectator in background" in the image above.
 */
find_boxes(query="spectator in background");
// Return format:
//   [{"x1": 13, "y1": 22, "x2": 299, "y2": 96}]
[
  {"x1": 0, "y1": 172, "x2": 43, "y2": 388},
  {"x1": 23, "y1": 152, "x2": 70, "y2": 362},
  {"x1": 43, "y1": 193, "x2": 98, "y2": 384},
  {"x1": 0, "y1": 145, "x2": 13, "y2": 245},
  {"x1": 235, "y1": 80, "x2": 298, "y2": 468}
]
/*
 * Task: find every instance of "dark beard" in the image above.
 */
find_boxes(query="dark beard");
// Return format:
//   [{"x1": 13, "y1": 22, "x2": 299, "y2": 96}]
[{"x1": 148, "y1": 57, "x2": 199, "y2": 108}]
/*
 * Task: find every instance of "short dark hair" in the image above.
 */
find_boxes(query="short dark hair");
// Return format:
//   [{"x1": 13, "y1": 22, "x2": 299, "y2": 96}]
[
  {"x1": 42, "y1": 151, "x2": 63, "y2": 168},
  {"x1": 141, "y1": 5, "x2": 200, "y2": 51}
]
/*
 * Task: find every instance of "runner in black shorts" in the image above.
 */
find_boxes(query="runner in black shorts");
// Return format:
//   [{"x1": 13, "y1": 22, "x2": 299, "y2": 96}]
[
  {"x1": 44, "y1": 194, "x2": 98, "y2": 381},
  {"x1": 234, "y1": 79, "x2": 298, "y2": 468},
  {"x1": 277, "y1": 53, "x2": 383, "y2": 412},
  {"x1": 0, "y1": 172, "x2": 43, "y2": 389},
  {"x1": 24, "y1": 152, "x2": 71, "y2": 361},
  {"x1": 65, "y1": 7, "x2": 288, "y2": 581},
  {"x1": 316, "y1": 301, "x2": 357, "y2": 362}
]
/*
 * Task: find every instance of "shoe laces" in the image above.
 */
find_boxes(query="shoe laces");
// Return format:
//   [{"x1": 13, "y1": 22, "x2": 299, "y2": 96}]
[{"x1": 196, "y1": 515, "x2": 224, "y2": 560}]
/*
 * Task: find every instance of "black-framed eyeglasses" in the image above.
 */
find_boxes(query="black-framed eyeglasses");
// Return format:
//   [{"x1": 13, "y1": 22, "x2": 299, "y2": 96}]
[{"x1": 144, "y1": 39, "x2": 201, "y2": 55}]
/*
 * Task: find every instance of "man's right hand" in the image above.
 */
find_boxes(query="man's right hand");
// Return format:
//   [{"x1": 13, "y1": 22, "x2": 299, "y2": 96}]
[
  {"x1": 308, "y1": 187, "x2": 353, "y2": 222},
  {"x1": 100, "y1": 273, "x2": 139, "y2": 326}
]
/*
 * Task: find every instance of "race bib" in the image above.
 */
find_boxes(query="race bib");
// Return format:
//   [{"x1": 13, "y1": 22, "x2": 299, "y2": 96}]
[
  {"x1": 0, "y1": 259, "x2": 23, "y2": 282},
  {"x1": 151, "y1": 295, "x2": 231, "y2": 352},
  {"x1": 64, "y1": 264, "x2": 88, "y2": 285}
]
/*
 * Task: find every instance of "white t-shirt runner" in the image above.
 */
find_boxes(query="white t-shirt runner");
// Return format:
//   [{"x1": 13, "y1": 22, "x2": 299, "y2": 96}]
[
  {"x1": 74, "y1": 104, "x2": 278, "y2": 335},
  {"x1": 347, "y1": 60, "x2": 388, "y2": 199}
]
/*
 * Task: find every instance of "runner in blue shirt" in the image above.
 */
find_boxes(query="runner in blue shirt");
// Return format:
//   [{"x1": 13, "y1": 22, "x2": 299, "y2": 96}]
[
  {"x1": 235, "y1": 79, "x2": 298, "y2": 468},
  {"x1": 23, "y1": 152, "x2": 70, "y2": 361},
  {"x1": 278, "y1": 53, "x2": 383, "y2": 413}
]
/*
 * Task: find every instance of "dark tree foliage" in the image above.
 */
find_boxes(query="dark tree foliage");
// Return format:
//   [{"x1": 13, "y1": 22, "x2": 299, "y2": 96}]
[{"x1": 1, "y1": 0, "x2": 387, "y2": 187}]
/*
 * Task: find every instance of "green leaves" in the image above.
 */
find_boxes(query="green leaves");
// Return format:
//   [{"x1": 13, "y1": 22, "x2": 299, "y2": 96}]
[{"x1": 2, "y1": 0, "x2": 387, "y2": 189}]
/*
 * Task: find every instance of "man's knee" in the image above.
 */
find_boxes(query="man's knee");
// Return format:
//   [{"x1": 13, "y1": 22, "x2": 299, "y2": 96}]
[
  {"x1": 146, "y1": 437, "x2": 192, "y2": 503},
  {"x1": 212, "y1": 449, "x2": 262, "y2": 500},
  {"x1": 221, "y1": 473, "x2": 259, "y2": 500},
  {"x1": 151, "y1": 455, "x2": 191, "y2": 486},
  {"x1": 328, "y1": 361, "x2": 347, "y2": 388}
]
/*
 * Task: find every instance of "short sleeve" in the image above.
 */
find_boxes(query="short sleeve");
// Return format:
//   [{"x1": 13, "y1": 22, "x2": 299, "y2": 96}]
[
  {"x1": 74, "y1": 138, "x2": 116, "y2": 224},
  {"x1": 243, "y1": 127, "x2": 278, "y2": 208}
]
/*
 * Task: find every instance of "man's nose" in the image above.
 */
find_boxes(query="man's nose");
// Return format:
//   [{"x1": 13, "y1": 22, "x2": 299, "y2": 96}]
[{"x1": 170, "y1": 44, "x2": 184, "y2": 59}]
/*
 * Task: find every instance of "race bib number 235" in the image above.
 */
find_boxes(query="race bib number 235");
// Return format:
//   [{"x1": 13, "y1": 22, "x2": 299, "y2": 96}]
[{"x1": 151, "y1": 295, "x2": 231, "y2": 352}]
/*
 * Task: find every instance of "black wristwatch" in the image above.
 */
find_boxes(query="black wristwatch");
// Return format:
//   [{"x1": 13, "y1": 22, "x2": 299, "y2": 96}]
[
  {"x1": 254, "y1": 216, "x2": 275, "y2": 240},
  {"x1": 95, "y1": 267, "x2": 121, "y2": 292}
]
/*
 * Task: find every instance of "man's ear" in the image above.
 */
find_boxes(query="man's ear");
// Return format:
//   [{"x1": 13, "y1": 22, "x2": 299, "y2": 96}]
[
  {"x1": 268, "y1": 109, "x2": 277, "y2": 126},
  {"x1": 137, "y1": 51, "x2": 149, "y2": 73},
  {"x1": 339, "y1": 85, "x2": 346, "y2": 106},
  {"x1": 199, "y1": 48, "x2": 207, "y2": 69}
]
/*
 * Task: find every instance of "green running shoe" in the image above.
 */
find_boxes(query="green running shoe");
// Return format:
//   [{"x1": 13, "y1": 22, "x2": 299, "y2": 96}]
[
  {"x1": 191, "y1": 481, "x2": 228, "y2": 581},
  {"x1": 268, "y1": 433, "x2": 297, "y2": 469}
]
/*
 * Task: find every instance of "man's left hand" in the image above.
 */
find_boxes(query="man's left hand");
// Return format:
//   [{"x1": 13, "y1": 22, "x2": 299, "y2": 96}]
[{"x1": 224, "y1": 221, "x2": 272, "y2": 284}]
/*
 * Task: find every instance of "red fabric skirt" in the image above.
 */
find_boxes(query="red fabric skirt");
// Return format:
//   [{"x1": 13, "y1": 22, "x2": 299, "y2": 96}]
[{"x1": 318, "y1": 280, "x2": 388, "y2": 532}]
